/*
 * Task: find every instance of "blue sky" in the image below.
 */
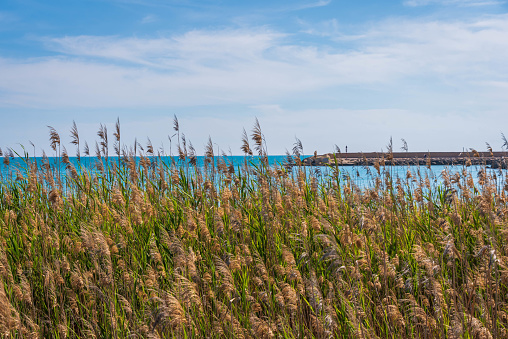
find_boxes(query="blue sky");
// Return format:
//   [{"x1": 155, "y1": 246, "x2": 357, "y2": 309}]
[{"x1": 1, "y1": 0, "x2": 508, "y2": 155}]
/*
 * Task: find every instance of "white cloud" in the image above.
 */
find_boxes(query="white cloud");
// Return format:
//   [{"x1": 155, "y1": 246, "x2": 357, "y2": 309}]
[
  {"x1": 0, "y1": 16, "x2": 497, "y2": 110},
  {"x1": 42, "y1": 29, "x2": 286, "y2": 69},
  {"x1": 1, "y1": 14, "x2": 508, "y2": 153},
  {"x1": 249, "y1": 106, "x2": 508, "y2": 153},
  {"x1": 4, "y1": 104, "x2": 502, "y2": 156},
  {"x1": 140, "y1": 14, "x2": 158, "y2": 24},
  {"x1": 145, "y1": 106, "x2": 508, "y2": 154},
  {"x1": 293, "y1": 0, "x2": 332, "y2": 10},
  {"x1": 403, "y1": 0, "x2": 504, "y2": 7},
  {"x1": 299, "y1": 18, "x2": 342, "y2": 37},
  {"x1": 363, "y1": 15, "x2": 508, "y2": 76},
  {"x1": 0, "y1": 11, "x2": 17, "y2": 24}
]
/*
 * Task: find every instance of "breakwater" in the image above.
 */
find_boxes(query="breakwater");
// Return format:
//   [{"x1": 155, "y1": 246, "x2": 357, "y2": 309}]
[{"x1": 303, "y1": 151, "x2": 508, "y2": 168}]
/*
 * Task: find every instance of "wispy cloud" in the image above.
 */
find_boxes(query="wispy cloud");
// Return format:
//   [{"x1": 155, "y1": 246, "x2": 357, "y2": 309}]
[
  {"x1": 0, "y1": 11, "x2": 17, "y2": 24},
  {"x1": 103, "y1": 0, "x2": 174, "y2": 8},
  {"x1": 298, "y1": 18, "x2": 340, "y2": 36},
  {"x1": 140, "y1": 14, "x2": 158, "y2": 23},
  {"x1": 247, "y1": 105, "x2": 508, "y2": 153},
  {"x1": 1, "y1": 14, "x2": 507, "y2": 125},
  {"x1": 403, "y1": 0, "x2": 504, "y2": 7},
  {"x1": 293, "y1": 0, "x2": 332, "y2": 10},
  {"x1": 2, "y1": 13, "x2": 508, "y2": 153},
  {"x1": 42, "y1": 29, "x2": 286, "y2": 70}
]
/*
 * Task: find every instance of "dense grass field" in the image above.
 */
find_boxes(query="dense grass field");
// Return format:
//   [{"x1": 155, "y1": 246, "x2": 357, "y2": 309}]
[{"x1": 1, "y1": 122, "x2": 508, "y2": 338}]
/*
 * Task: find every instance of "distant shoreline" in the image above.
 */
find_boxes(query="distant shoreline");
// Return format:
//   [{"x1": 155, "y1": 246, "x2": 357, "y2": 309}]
[{"x1": 303, "y1": 151, "x2": 508, "y2": 168}]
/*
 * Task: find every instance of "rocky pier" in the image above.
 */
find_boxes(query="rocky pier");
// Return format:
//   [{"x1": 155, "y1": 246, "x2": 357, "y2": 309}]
[{"x1": 302, "y1": 151, "x2": 508, "y2": 168}]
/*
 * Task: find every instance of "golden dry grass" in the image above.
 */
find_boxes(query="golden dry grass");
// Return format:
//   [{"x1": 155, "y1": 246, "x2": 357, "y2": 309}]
[{"x1": 0, "y1": 122, "x2": 508, "y2": 338}]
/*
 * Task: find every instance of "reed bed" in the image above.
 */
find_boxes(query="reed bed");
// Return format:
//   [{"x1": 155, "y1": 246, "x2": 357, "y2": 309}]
[{"x1": 1, "y1": 120, "x2": 508, "y2": 338}]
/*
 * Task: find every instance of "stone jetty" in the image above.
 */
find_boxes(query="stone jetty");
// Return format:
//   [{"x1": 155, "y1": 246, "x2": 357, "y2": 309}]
[{"x1": 302, "y1": 151, "x2": 508, "y2": 168}]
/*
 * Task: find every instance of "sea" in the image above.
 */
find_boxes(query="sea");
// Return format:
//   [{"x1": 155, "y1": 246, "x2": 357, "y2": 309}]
[{"x1": 0, "y1": 155, "x2": 506, "y2": 189}]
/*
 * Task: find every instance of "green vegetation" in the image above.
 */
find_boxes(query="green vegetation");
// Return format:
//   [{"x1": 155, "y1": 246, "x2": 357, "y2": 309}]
[{"x1": 1, "y1": 121, "x2": 508, "y2": 338}]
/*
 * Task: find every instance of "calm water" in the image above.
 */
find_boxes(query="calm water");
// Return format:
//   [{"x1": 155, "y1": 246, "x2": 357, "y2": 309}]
[
  {"x1": 0, "y1": 155, "x2": 505, "y2": 189},
  {"x1": 0, "y1": 155, "x2": 291, "y2": 181},
  {"x1": 0, "y1": 155, "x2": 290, "y2": 175}
]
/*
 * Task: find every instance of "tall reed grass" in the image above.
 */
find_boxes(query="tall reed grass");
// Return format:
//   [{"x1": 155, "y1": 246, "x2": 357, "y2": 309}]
[{"x1": 0, "y1": 120, "x2": 508, "y2": 338}]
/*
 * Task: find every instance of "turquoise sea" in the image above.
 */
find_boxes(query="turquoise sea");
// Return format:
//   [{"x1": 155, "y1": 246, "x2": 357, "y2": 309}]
[{"x1": 1, "y1": 155, "x2": 506, "y2": 189}]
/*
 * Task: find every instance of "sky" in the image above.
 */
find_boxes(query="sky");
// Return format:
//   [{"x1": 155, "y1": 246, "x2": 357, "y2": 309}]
[{"x1": 1, "y1": 0, "x2": 508, "y2": 156}]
